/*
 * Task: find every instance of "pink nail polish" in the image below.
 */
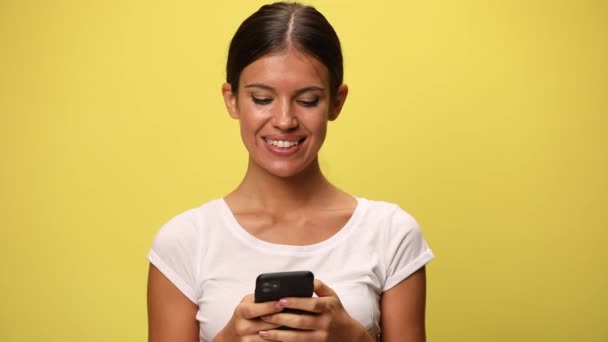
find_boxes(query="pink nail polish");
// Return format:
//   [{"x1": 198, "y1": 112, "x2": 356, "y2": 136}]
[
  {"x1": 275, "y1": 299, "x2": 288, "y2": 309},
  {"x1": 259, "y1": 330, "x2": 270, "y2": 337}
]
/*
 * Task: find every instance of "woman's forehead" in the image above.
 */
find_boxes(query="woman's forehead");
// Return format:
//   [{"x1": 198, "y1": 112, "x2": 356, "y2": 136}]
[{"x1": 240, "y1": 49, "x2": 329, "y2": 90}]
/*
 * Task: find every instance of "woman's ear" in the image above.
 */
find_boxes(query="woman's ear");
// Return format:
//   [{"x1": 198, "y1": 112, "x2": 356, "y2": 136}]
[
  {"x1": 328, "y1": 84, "x2": 349, "y2": 121},
  {"x1": 221, "y1": 83, "x2": 239, "y2": 119}
]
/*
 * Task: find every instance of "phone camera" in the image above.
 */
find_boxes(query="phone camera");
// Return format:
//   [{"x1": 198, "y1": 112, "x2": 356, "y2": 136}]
[{"x1": 261, "y1": 280, "x2": 280, "y2": 293}]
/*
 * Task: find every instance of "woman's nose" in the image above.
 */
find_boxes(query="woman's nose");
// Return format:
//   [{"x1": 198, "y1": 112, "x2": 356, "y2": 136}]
[{"x1": 272, "y1": 103, "x2": 298, "y2": 130}]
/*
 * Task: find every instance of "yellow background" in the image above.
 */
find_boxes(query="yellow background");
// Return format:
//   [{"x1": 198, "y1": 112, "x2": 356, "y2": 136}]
[{"x1": 1, "y1": 0, "x2": 606, "y2": 341}]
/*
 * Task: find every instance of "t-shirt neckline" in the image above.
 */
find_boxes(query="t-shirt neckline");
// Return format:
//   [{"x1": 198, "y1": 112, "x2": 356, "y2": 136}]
[{"x1": 218, "y1": 197, "x2": 367, "y2": 255}]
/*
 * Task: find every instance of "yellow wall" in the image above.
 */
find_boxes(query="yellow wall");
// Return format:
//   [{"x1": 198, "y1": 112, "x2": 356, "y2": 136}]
[{"x1": 1, "y1": 0, "x2": 606, "y2": 341}]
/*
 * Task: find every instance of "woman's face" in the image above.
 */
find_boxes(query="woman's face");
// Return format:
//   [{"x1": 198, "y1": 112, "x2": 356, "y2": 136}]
[{"x1": 222, "y1": 49, "x2": 348, "y2": 178}]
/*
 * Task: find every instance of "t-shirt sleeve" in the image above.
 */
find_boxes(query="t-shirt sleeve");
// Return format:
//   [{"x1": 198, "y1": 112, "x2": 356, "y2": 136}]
[
  {"x1": 147, "y1": 209, "x2": 201, "y2": 303},
  {"x1": 382, "y1": 206, "x2": 434, "y2": 291}
]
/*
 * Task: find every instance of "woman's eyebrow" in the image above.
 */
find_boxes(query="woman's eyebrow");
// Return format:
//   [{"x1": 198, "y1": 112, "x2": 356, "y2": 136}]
[
  {"x1": 244, "y1": 83, "x2": 274, "y2": 91},
  {"x1": 294, "y1": 86, "x2": 325, "y2": 95},
  {"x1": 244, "y1": 83, "x2": 325, "y2": 95}
]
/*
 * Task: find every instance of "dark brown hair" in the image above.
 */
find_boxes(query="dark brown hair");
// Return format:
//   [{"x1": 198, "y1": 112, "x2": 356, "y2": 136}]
[{"x1": 226, "y1": 2, "x2": 343, "y2": 98}]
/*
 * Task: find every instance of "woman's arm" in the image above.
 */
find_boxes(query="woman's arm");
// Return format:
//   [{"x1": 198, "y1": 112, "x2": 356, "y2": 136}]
[
  {"x1": 380, "y1": 266, "x2": 427, "y2": 342},
  {"x1": 147, "y1": 264, "x2": 199, "y2": 342}
]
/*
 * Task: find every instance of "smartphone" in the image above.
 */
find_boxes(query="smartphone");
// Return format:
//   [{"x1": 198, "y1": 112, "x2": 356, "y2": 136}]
[
  {"x1": 254, "y1": 271, "x2": 314, "y2": 303},
  {"x1": 254, "y1": 271, "x2": 314, "y2": 330}
]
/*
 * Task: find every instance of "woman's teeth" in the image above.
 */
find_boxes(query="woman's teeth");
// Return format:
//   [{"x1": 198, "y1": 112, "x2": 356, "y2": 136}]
[{"x1": 265, "y1": 139, "x2": 300, "y2": 148}]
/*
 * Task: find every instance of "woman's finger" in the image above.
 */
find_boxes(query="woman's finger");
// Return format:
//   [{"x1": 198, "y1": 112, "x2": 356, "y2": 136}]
[
  {"x1": 261, "y1": 311, "x2": 318, "y2": 330},
  {"x1": 313, "y1": 279, "x2": 337, "y2": 298},
  {"x1": 274, "y1": 280, "x2": 341, "y2": 314},
  {"x1": 259, "y1": 328, "x2": 321, "y2": 341},
  {"x1": 236, "y1": 294, "x2": 285, "y2": 320}
]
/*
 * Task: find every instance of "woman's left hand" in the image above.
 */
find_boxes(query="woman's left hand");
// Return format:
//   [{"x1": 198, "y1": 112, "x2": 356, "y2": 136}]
[{"x1": 258, "y1": 279, "x2": 374, "y2": 342}]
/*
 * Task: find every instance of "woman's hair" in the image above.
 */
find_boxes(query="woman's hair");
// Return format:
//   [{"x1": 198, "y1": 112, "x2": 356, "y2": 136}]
[{"x1": 226, "y1": 2, "x2": 343, "y2": 98}]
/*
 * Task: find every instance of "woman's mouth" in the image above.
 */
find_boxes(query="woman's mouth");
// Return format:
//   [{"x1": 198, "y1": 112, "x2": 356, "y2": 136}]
[{"x1": 263, "y1": 138, "x2": 305, "y2": 149}]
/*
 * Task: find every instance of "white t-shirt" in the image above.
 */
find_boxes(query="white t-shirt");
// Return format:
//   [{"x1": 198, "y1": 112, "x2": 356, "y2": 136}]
[{"x1": 148, "y1": 197, "x2": 434, "y2": 341}]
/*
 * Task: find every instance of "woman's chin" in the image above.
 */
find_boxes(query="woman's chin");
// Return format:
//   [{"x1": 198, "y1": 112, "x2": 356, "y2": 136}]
[{"x1": 257, "y1": 161, "x2": 318, "y2": 179}]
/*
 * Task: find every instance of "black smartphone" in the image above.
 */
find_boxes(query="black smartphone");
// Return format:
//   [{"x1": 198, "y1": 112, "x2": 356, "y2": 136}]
[
  {"x1": 254, "y1": 271, "x2": 314, "y2": 303},
  {"x1": 254, "y1": 271, "x2": 314, "y2": 329}
]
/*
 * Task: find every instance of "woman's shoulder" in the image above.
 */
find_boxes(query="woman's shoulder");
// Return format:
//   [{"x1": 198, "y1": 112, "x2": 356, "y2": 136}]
[
  {"x1": 356, "y1": 197, "x2": 418, "y2": 226},
  {"x1": 355, "y1": 197, "x2": 434, "y2": 285},
  {"x1": 152, "y1": 199, "x2": 226, "y2": 241}
]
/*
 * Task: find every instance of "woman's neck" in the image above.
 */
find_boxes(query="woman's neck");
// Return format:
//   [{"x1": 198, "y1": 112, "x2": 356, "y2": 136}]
[{"x1": 227, "y1": 158, "x2": 338, "y2": 212}]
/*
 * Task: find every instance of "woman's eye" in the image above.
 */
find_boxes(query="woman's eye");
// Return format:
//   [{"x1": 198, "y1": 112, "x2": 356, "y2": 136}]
[
  {"x1": 252, "y1": 96, "x2": 272, "y2": 105},
  {"x1": 298, "y1": 98, "x2": 319, "y2": 107}
]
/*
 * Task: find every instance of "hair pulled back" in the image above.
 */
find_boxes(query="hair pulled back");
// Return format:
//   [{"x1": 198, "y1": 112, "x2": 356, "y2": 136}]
[{"x1": 226, "y1": 2, "x2": 343, "y2": 98}]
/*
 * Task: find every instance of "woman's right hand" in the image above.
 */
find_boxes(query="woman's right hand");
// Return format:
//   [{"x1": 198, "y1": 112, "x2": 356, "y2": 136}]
[{"x1": 213, "y1": 294, "x2": 284, "y2": 342}]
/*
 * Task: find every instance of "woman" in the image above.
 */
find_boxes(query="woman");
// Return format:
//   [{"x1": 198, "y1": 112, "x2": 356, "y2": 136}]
[{"x1": 147, "y1": 2, "x2": 434, "y2": 341}]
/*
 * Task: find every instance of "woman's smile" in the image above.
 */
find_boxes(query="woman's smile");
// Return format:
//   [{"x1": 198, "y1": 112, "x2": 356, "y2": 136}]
[{"x1": 262, "y1": 136, "x2": 307, "y2": 156}]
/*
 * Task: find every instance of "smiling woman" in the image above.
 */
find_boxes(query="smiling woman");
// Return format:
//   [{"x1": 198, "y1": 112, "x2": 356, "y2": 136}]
[
  {"x1": 146, "y1": 2, "x2": 434, "y2": 342},
  {"x1": 222, "y1": 50, "x2": 346, "y2": 178}
]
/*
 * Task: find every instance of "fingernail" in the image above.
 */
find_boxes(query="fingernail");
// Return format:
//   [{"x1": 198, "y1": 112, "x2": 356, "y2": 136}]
[
  {"x1": 259, "y1": 330, "x2": 270, "y2": 337},
  {"x1": 275, "y1": 299, "x2": 288, "y2": 309}
]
